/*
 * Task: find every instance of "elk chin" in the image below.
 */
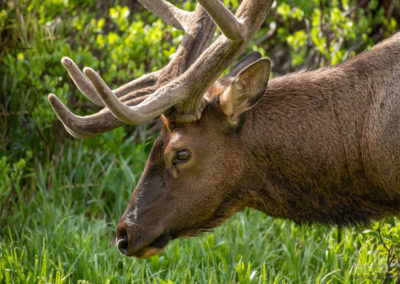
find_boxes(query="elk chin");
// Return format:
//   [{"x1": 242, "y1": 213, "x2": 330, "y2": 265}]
[{"x1": 132, "y1": 233, "x2": 170, "y2": 258}]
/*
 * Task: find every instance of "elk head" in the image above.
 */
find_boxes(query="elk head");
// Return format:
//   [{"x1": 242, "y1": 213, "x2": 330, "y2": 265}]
[{"x1": 48, "y1": 0, "x2": 273, "y2": 258}]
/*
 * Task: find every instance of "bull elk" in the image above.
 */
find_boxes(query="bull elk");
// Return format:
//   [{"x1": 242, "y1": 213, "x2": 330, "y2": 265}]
[{"x1": 48, "y1": 0, "x2": 400, "y2": 258}]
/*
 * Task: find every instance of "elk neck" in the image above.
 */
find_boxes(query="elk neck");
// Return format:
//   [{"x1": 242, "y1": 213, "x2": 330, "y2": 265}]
[{"x1": 237, "y1": 35, "x2": 400, "y2": 225}]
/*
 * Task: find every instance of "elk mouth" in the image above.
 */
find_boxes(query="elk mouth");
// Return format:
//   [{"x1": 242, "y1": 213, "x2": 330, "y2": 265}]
[{"x1": 131, "y1": 233, "x2": 171, "y2": 258}]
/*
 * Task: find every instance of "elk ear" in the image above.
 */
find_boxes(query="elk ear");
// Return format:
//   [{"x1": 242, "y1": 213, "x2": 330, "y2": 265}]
[{"x1": 220, "y1": 58, "x2": 271, "y2": 118}]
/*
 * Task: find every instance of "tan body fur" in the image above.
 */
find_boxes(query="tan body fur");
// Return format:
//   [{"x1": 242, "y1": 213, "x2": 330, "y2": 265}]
[{"x1": 241, "y1": 32, "x2": 400, "y2": 225}]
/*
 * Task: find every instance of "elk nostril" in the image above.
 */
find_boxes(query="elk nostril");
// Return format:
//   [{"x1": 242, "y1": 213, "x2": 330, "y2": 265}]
[
  {"x1": 117, "y1": 238, "x2": 128, "y2": 255},
  {"x1": 116, "y1": 228, "x2": 128, "y2": 255}
]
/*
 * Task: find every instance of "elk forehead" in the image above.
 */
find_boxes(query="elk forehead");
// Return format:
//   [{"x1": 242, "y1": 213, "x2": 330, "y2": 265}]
[
  {"x1": 161, "y1": 118, "x2": 188, "y2": 149},
  {"x1": 160, "y1": 117, "x2": 198, "y2": 170},
  {"x1": 161, "y1": 115, "x2": 205, "y2": 141},
  {"x1": 169, "y1": 131, "x2": 183, "y2": 145}
]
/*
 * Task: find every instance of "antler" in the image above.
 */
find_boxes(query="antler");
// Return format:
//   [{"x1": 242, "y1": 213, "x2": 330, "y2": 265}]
[{"x1": 49, "y1": 0, "x2": 273, "y2": 138}]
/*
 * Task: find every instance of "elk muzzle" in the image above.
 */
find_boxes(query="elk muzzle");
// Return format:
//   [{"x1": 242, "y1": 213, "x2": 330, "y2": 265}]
[{"x1": 116, "y1": 219, "x2": 171, "y2": 258}]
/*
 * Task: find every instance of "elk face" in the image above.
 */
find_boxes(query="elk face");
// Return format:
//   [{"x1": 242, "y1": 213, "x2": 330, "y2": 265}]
[
  {"x1": 116, "y1": 59, "x2": 271, "y2": 258},
  {"x1": 116, "y1": 117, "x2": 239, "y2": 258}
]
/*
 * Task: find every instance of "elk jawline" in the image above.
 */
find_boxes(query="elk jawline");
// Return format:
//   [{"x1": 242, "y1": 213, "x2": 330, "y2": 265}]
[{"x1": 134, "y1": 233, "x2": 170, "y2": 258}]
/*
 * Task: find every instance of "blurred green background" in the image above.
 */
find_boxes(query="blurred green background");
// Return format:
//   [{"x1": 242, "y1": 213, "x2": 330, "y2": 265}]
[{"x1": 1, "y1": 0, "x2": 400, "y2": 283}]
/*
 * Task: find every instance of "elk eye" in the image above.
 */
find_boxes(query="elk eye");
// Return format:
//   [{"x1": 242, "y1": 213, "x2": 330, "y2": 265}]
[{"x1": 175, "y1": 150, "x2": 191, "y2": 163}]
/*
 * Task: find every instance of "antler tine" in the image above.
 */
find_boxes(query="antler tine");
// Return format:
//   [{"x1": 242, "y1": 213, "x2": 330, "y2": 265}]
[
  {"x1": 198, "y1": 0, "x2": 273, "y2": 42},
  {"x1": 138, "y1": 0, "x2": 193, "y2": 31},
  {"x1": 197, "y1": 0, "x2": 244, "y2": 41},
  {"x1": 48, "y1": 93, "x2": 112, "y2": 138},
  {"x1": 48, "y1": 91, "x2": 150, "y2": 138},
  {"x1": 61, "y1": 57, "x2": 104, "y2": 107},
  {"x1": 84, "y1": 67, "x2": 184, "y2": 124},
  {"x1": 61, "y1": 56, "x2": 160, "y2": 106}
]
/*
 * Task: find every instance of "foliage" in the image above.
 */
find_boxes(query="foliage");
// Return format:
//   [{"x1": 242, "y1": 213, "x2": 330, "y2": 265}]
[
  {"x1": 1, "y1": 0, "x2": 400, "y2": 282},
  {"x1": 254, "y1": 0, "x2": 400, "y2": 72}
]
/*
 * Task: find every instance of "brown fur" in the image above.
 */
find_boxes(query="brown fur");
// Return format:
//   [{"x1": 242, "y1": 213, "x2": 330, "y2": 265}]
[{"x1": 117, "y1": 32, "x2": 400, "y2": 258}]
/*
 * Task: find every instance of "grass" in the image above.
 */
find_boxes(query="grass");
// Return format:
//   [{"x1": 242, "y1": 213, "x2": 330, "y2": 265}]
[{"x1": 1, "y1": 135, "x2": 399, "y2": 283}]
